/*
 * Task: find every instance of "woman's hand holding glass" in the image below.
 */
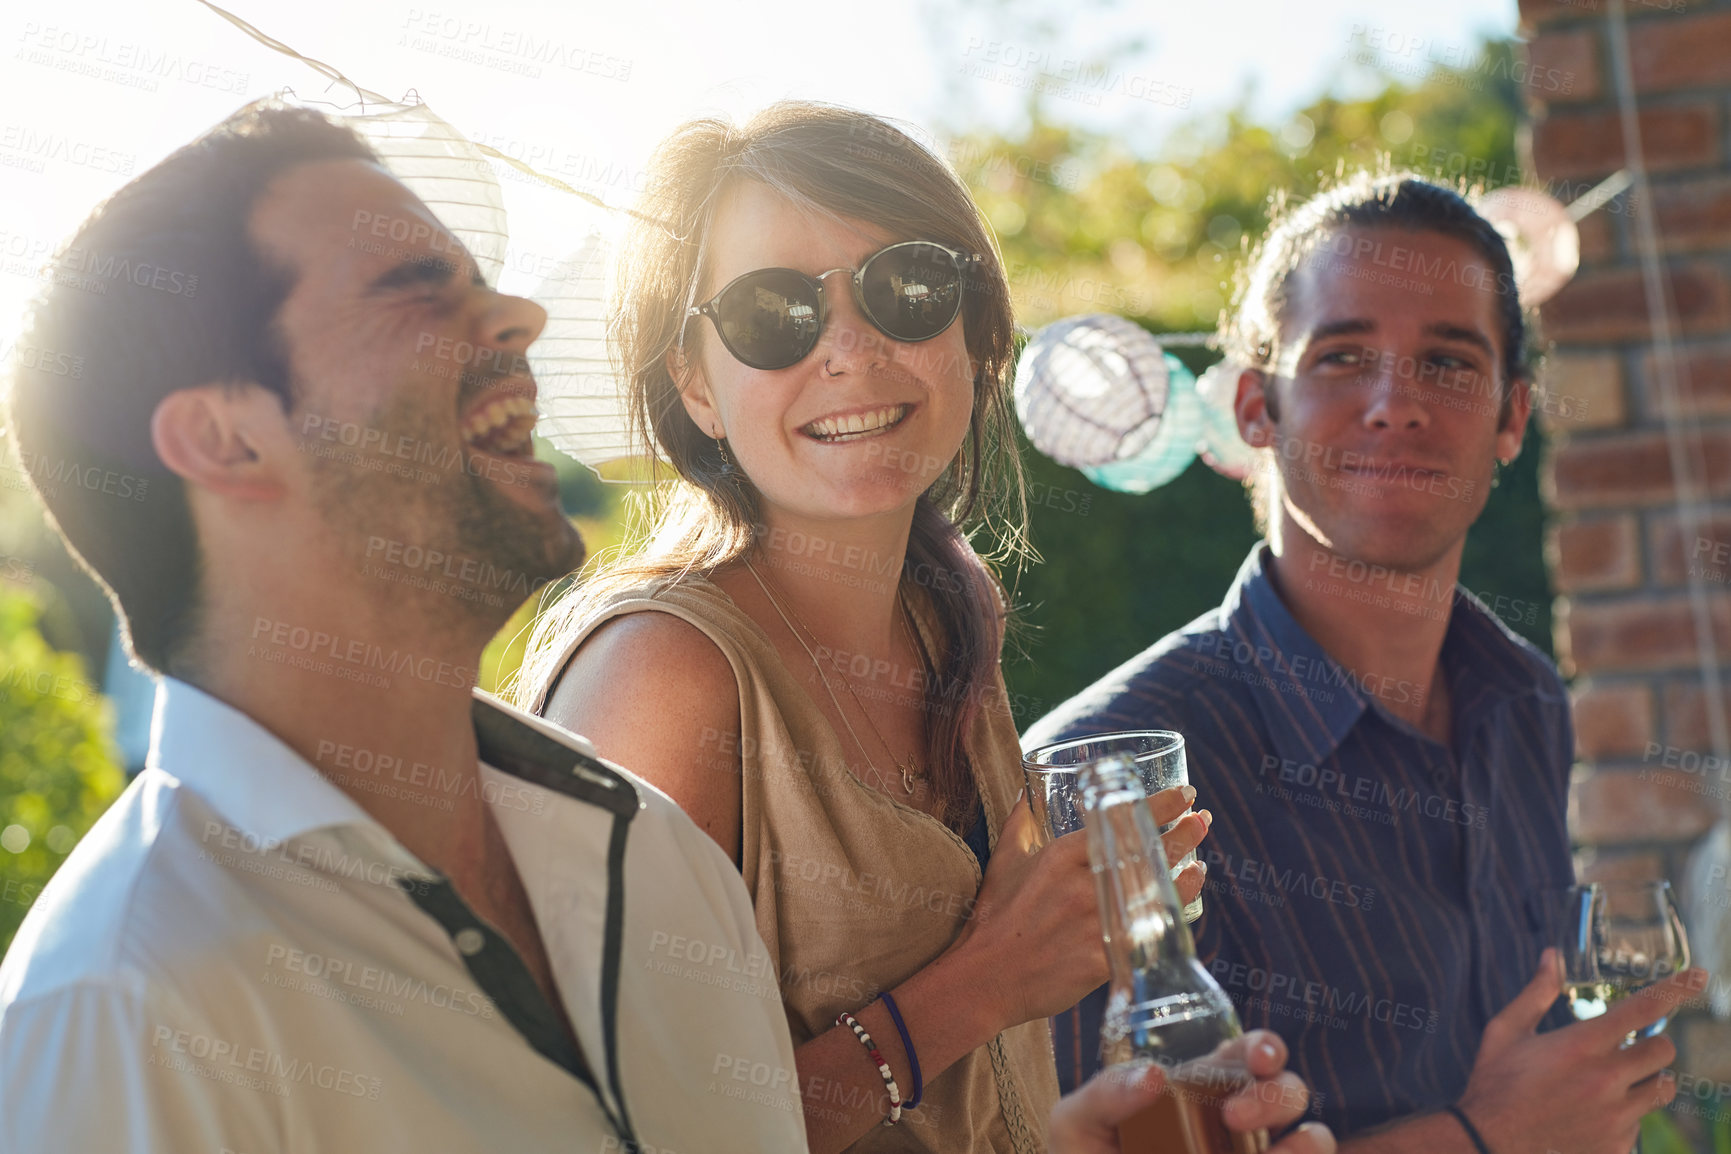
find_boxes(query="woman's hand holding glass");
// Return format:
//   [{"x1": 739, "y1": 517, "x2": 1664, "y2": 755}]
[
  {"x1": 1151, "y1": 787, "x2": 1210, "y2": 910},
  {"x1": 951, "y1": 787, "x2": 1208, "y2": 1029},
  {"x1": 1024, "y1": 731, "x2": 1206, "y2": 921}
]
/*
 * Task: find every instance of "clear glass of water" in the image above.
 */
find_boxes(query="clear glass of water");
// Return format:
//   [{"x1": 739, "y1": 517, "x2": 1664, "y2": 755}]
[{"x1": 1022, "y1": 730, "x2": 1202, "y2": 923}]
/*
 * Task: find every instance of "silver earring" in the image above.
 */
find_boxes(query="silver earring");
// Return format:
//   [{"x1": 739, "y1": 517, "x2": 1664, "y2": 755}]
[{"x1": 714, "y1": 435, "x2": 738, "y2": 481}]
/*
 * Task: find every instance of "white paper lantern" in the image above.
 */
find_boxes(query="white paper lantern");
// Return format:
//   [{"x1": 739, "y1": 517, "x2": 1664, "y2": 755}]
[
  {"x1": 1476, "y1": 186, "x2": 1580, "y2": 307},
  {"x1": 522, "y1": 234, "x2": 636, "y2": 471},
  {"x1": 1015, "y1": 314, "x2": 1223, "y2": 493},
  {"x1": 1078, "y1": 373, "x2": 1201, "y2": 493},
  {"x1": 1014, "y1": 314, "x2": 1182, "y2": 468}
]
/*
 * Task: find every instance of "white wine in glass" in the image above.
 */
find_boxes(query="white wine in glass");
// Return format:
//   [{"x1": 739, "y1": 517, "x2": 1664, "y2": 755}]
[{"x1": 1597, "y1": 880, "x2": 1690, "y2": 1043}]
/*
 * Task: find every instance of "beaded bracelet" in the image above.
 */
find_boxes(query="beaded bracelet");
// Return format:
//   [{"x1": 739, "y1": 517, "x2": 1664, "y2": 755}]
[
  {"x1": 835, "y1": 1010, "x2": 902, "y2": 1125},
  {"x1": 877, "y1": 992, "x2": 922, "y2": 1110}
]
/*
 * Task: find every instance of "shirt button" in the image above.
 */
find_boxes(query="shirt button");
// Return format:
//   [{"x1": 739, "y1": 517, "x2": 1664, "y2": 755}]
[{"x1": 455, "y1": 927, "x2": 486, "y2": 956}]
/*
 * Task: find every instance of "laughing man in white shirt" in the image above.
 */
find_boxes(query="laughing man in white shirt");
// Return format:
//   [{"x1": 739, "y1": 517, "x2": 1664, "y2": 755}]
[{"x1": 0, "y1": 102, "x2": 807, "y2": 1154}]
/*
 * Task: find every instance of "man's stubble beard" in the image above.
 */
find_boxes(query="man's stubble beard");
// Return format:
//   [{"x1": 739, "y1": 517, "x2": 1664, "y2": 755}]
[
  {"x1": 303, "y1": 397, "x2": 584, "y2": 639},
  {"x1": 1270, "y1": 452, "x2": 1491, "y2": 576}
]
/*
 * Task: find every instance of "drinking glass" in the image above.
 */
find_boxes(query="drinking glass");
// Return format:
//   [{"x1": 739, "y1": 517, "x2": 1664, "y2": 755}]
[
  {"x1": 1556, "y1": 880, "x2": 1691, "y2": 1154},
  {"x1": 1557, "y1": 881, "x2": 1689, "y2": 1037},
  {"x1": 1024, "y1": 761, "x2": 1088, "y2": 843},
  {"x1": 1597, "y1": 880, "x2": 1690, "y2": 1042},
  {"x1": 1023, "y1": 731, "x2": 1202, "y2": 923}
]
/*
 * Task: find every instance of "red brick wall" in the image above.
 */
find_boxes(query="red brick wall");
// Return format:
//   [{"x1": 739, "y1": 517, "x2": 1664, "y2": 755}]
[{"x1": 1520, "y1": 0, "x2": 1731, "y2": 1119}]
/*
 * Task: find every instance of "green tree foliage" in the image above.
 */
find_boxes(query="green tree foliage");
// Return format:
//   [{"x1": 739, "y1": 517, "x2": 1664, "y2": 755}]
[
  {"x1": 0, "y1": 591, "x2": 126, "y2": 955},
  {"x1": 949, "y1": 41, "x2": 1557, "y2": 726}
]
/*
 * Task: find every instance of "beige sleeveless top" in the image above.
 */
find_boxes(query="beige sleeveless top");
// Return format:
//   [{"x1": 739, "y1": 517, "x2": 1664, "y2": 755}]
[{"x1": 530, "y1": 575, "x2": 1057, "y2": 1153}]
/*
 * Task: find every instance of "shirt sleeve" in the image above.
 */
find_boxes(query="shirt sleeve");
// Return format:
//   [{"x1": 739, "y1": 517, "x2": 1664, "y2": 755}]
[{"x1": 0, "y1": 980, "x2": 283, "y2": 1154}]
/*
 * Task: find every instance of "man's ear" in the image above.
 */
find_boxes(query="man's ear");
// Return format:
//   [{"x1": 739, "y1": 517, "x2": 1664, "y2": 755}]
[
  {"x1": 1235, "y1": 367, "x2": 1277, "y2": 449},
  {"x1": 665, "y1": 346, "x2": 724, "y2": 439},
  {"x1": 1496, "y1": 376, "x2": 1533, "y2": 464},
  {"x1": 150, "y1": 385, "x2": 289, "y2": 502}
]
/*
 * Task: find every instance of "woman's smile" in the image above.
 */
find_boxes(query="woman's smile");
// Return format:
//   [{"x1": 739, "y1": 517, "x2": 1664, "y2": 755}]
[{"x1": 800, "y1": 402, "x2": 914, "y2": 443}]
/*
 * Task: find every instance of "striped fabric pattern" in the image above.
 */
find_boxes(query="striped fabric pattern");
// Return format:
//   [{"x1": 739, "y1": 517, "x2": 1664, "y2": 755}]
[{"x1": 1022, "y1": 545, "x2": 1576, "y2": 1139}]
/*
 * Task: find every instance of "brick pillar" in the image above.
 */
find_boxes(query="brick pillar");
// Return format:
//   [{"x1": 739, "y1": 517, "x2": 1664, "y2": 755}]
[{"x1": 1521, "y1": 0, "x2": 1731, "y2": 1122}]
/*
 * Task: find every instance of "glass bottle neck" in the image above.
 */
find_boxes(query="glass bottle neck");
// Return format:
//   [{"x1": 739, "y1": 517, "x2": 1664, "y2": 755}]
[
  {"x1": 1081, "y1": 757, "x2": 1196, "y2": 976},
  {"x1": 1082, "y1": 756, "x2": 1240, "y2": 1067}
]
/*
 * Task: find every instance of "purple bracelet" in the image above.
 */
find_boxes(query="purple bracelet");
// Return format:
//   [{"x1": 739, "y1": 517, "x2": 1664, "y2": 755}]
[{"x1": 877, "y1": 991, "x2": 922, "y2": 1110}]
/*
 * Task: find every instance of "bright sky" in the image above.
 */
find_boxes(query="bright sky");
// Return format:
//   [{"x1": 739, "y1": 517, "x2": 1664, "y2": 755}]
[{"x1": 0, "y1": 0, "x2": 1518, "y2": 353}]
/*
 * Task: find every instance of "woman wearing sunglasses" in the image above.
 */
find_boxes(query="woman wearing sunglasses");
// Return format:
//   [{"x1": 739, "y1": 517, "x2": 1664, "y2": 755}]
[{"x1": 514, "y1": 103, "x2": 1215, "y2": 1152}]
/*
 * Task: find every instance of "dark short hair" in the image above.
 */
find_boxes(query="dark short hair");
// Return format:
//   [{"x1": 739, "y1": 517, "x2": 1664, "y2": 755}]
[
  {"x1": 4, "y1": 102, "x2": 377, "y2": 675},
  {"x1": 1221, "y1": 171, "x2": 1531, "y2": 394}
]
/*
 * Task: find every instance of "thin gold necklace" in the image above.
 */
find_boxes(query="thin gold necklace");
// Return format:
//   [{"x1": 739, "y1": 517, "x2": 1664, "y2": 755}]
[{"x1": 743, "y1": 557, "x2": 924, "y2": 794}]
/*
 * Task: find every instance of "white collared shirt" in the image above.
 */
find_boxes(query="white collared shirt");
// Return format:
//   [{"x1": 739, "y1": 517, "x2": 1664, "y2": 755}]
[{"x1": 0, "y1": 678, "x2": 808, "y2": 1153}]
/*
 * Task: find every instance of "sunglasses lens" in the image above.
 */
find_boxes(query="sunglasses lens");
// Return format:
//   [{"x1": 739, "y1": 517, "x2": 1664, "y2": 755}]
[
  {"x1": 859, "y1": 244, "x2": 964, "y2": 342},
  {"x1": 712, "y1": 269, "x2": 821, "y2": 369}
]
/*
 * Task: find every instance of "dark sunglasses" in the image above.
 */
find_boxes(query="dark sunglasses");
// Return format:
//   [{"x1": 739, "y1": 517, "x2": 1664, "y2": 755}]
[{"x1": 683, "y1": 240, "x2": 980, "y2": 371}]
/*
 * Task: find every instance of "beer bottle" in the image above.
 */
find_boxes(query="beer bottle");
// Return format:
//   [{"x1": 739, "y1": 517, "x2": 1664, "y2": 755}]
[{"x1": 1080, "y1": 755, "x2": 1269, "y2": 1154}]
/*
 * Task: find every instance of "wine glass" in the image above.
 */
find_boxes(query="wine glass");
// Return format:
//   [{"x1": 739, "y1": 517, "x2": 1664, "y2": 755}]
[
  {"x1": 1558, "y1": 882, "x2": 1690, "y2": 1037},
  {"x1": 1557, "y1": 880, "x2": 1690, "y2": 1154},
  {"x1": 1595, "y1": 880, "x2": 1690, "y2": 1043}
]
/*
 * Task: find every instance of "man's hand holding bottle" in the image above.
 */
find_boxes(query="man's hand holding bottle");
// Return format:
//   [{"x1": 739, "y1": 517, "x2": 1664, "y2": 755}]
[{"x1": 1049, "y1": 1030, "x2": 1336, "y2": 1154}]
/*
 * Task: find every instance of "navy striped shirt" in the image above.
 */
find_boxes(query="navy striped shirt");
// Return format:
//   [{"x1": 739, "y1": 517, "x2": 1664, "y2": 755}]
[{"x1": 1023, "y1": 544, "x2": 1575, "y2": 1139}]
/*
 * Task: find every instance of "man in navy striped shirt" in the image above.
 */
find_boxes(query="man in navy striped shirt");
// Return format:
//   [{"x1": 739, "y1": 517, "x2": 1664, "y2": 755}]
[{"x1": 1027, "y1": 174, "x2": 1698, "y2": 1152}]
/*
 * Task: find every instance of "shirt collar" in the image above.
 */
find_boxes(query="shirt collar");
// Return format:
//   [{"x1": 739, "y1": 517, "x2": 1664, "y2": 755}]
[
  {"x1": 1223, "y1": 545, "x2": 1548, "y2": 766},
  {"x1": 146, "y1": 676, "x2": 391, "y2": 853},
  {"x1": 145, "y1": 678, "x2": 636, "y2": 862},
  {"x1": 1440, "y1": 587, "x2": 1553, "y2": 718},
  {"x1": 1222, "y1": 545, "x2": 1368, "y2": 768}
]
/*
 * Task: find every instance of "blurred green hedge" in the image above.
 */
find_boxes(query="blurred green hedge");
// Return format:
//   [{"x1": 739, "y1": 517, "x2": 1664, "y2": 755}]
[{"x1": 0, "y1": 591, "x2": 125, "y2": 955}]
